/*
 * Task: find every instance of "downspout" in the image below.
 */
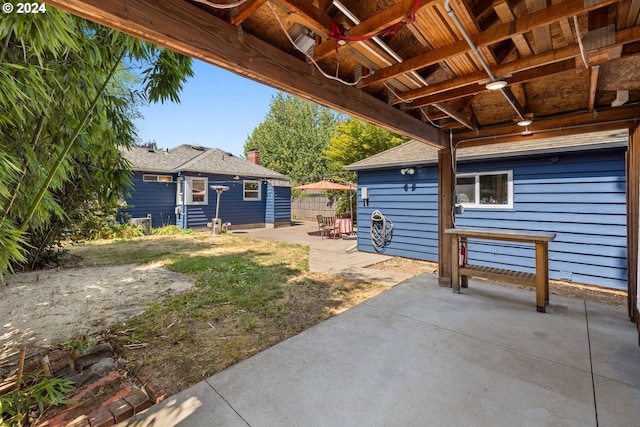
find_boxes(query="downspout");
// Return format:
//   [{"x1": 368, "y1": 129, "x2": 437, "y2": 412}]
[{"x1": 444, "y1": 0, "x2": 526, "y2": 122}]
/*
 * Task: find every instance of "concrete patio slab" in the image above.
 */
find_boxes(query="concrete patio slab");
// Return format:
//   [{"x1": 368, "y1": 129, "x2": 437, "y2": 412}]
[{"x1": 119, "y1": 273, "x2": 640, "y2": 427}]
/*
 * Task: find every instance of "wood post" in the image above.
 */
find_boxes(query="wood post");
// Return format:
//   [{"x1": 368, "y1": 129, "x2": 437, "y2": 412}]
[
  {"x1": 438, "y1": 147, "x2": 454, "y2": 286},
  {"x1": 626, "y1": 125, "x2": 640, "y2": 343}
]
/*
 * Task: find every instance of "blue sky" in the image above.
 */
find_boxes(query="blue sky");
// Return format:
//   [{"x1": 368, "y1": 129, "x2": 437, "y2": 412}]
[{"x1": 134, "y1": 59, "x2": 279, "y2": 157}]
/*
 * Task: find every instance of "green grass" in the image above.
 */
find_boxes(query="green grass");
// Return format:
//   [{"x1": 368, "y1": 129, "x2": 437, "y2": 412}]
[{"x1": 63, "y1": 232, "x2": 383, "y2": 396}]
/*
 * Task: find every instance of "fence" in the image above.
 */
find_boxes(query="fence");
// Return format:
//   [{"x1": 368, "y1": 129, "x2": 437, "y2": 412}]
[{"x1": 291, "y1": 196, "x2": 336, "y2": 221}]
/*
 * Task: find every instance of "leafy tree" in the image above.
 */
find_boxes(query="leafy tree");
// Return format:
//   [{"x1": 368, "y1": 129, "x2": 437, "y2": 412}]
[
  {"x1": 325, "y1": 119, "x2": 408, "y2": 168},
  {"x1": 0, "y1": 11, "x2": 193, "y2": 276},
  {"x1": 325, "y1": 119, "x2": 408, "y2": 218},
  {"x1": 244, "y1": 93, "x2": 345, "y2": 183}
]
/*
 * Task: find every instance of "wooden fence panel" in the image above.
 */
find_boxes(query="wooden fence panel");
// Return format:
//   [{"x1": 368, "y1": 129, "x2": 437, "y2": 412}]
[{"x1": 291, "y1": 196, "x2": 336, "y2": 220}]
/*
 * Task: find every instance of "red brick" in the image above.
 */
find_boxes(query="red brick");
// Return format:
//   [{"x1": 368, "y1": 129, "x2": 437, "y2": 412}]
[
  {"x1": 88, "y1": 406, "x2": 114, "y2": 427},
  {"x1": 102, "y1": 384, "x2": 132, "y2": 406},
  {"x1": 107, "y1": 397, "x2": 133, "y2": 423},
  {"x1": 67, "y1": 415, "x2": 90, "y2": 427},
  {"x1": 123, "y1": 389, "x2": 153, "y2": 414},
  {"x1": 144, "y1": 380, "x2": 167, "y2": 404}
]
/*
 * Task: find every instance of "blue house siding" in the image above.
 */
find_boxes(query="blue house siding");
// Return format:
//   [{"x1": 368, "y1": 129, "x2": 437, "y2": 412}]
[
  {"x1": 455, "y1": 149, "x2": 627, "y2": 290},
  {"x1": 182, "y1": 176, "x2": 267, "y2": 229},
  {"x1": 268, "y1": 185, "x2": 292, "y2": 224},
  {"x1": 265, "y1": 186, "x2": 275, "y2": 224},
  {"x1": 123, "y1": 172, "x2": 178, "y2": 228},
  {"x1": 356, "y1": 168, "x2": 440, "y2": 262},
  {"x1": 356, "y1": 148, "x2": 627, "y2": 290}
]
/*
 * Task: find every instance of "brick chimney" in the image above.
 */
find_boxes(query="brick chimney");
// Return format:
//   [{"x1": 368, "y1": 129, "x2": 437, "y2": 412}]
[{"x1": 247, "y1": 149, "x2": 260, "y2": 165}]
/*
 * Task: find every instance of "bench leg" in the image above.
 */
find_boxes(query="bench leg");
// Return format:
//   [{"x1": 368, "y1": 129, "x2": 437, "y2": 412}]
[
  {"x1": 451, "y1": 235, "x2": 460, "y2": 293},
  {"x1": 535, "y1": 242, "x2": 548, "y2": 313}
]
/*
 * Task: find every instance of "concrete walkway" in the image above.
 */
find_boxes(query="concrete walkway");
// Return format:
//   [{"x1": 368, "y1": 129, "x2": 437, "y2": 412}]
[
  {"x1": 228, "y1": 221, "x2": 416, "y2": 286},
  {"x1": 119, "y1": 223, "x2": 640, "y2": 426}
]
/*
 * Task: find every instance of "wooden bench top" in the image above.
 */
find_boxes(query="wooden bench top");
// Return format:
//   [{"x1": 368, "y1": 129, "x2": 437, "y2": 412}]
[{"x1": 444, "y1": 227, "x2": 556, "y2": 243}]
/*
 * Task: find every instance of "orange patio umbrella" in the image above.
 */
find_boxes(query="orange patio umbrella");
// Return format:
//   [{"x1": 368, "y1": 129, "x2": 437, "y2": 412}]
[
  {"x1": 293, "y1": 180, "x2": 355, "y2": 191},
  {"x1": 294, "y1": 180, "x2": 356, "y2": 229}
]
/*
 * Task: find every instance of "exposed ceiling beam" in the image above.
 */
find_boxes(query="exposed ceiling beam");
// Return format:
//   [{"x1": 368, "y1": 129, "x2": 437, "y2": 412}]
[
  {"x1": 588, "y1": 65, "x2": 600, "y2": 113},
  {"x1": 551, "y1": 0, "x2": 575, "y2": 46},
  {"x1": 360, "y1": 0, "x2": 619, "y2": 87},
  {"x1": 273, "y1": 0, "x2": 333, "y2": 36},
  {"x1": 526, "y1": 0, "x2": 553, "y2": 53},
  {"x1": 453, "y1": 104, "x2": 640, "y2": 145},
  {"x1": 493, "y1": 0, "x2": 533, "y2": 57},
  {"x1": 230, "y1": 0, "x2": 266, "y2": 26},
  {"x1": 313, "y1": 0, "x2": 438, "y2": 61},
  {"x1": 395, "y1": 26, "x2": 640, "y2": 106},
  {"x1": 43, "y1": 0, "x2": 445, "y2": 147},
  {"x1": 403, "y1": 59, "x2": 578, "y2": 109},
  {"x1": 457, "y1": 122, "x2": 633, "y2": 147},
  {"x1": 433, "y1": 103, "x2": 476, "y2": 131}
]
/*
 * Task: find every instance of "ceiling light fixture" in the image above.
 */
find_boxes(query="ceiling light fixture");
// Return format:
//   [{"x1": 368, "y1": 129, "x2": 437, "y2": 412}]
[
  {"x1": 485, "y1": 80, "x2": 507, "y2": 91},
  {"x1": 517, "y1": 118, "x2": 533, "y2": 127}
]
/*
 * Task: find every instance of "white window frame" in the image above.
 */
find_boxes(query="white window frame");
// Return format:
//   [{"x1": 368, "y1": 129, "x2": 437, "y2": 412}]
[
  {"x1": 181, "y1": 176, "x2": 208, "y2": 205},
  {"x1": 243, "y1": 180, "x2": 261, "y2": 201},
  {"x1": 456, "y1": 170, "x2": 513, "y2": 209},
  {"x1": 143, "y1": 174, "x2": 173, "y2": 182}
]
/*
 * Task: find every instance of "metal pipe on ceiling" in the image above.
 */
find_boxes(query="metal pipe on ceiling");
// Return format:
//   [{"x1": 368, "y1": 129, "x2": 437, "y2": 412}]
[
  {"x1": 443, "y1": 0, "x2": 526, "y2": 122},
  {"x1": 332, "y1": 0, "x2": 429, "y2": 88}
]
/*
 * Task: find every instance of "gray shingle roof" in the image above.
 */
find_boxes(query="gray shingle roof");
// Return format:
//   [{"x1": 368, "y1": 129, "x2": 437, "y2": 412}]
[
  {"x1": 345, "y1": 129, "x2": 628, "y2": 171},
  {"x1": 122, "y1": 145, "x2": 288, "y2": 180}
]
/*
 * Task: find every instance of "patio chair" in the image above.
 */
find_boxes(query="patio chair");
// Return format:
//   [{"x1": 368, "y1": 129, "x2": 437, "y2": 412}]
[{"x1": 317, "y1": 215, "x2": 338, "y2": 239}]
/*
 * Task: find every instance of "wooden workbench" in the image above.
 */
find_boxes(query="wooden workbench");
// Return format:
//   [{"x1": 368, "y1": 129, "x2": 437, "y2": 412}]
[{"x1": 445, "y1": 227, "x2": 556, "y2": 312}]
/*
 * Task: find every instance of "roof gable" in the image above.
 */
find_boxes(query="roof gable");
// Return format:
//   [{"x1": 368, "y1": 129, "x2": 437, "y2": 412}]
[
  {"x1": 346, "y1": 130, "x2": 628, "y2": 171},
  {"x1": 122, "y1": 145, "x2": 288, "y2": 180}
]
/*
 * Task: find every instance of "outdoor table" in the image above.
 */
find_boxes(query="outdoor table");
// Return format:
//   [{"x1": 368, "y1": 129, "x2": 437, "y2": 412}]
[
  {"x1": 334, "y1": 218, "x2": 353, "y2": 235},
  {"x1": 445, "y1": 227, "x2": 556, "y2": 312}
]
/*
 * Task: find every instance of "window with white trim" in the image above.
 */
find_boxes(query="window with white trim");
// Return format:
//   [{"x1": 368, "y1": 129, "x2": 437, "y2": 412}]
[
  {"x1": 456, "y1": 170, "x2": 513, "y2": 208},
  {"x1": 243, "y1": 180, "x2": 261, "y2": 201},
  {"x1": 143, "y1": 174, "x2": 172, "y2": 182},
  {"x1": 178, "y1": 176, "x2": 208, "y2": 205}
]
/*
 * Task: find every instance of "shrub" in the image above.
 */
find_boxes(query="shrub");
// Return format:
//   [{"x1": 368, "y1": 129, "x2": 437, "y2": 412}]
[{"x1": 0, "y1": 372, "x2": 74, "y2": 426}]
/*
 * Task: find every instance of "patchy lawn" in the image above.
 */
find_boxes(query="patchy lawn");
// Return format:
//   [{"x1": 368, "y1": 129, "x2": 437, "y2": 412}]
[{"x1": 64, "y1": 233, "x2": 386, "y2": 396}]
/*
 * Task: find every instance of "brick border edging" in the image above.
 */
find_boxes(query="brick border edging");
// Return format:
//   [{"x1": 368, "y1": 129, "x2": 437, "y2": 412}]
[{"x1": 58, "y1": 379, "x2": 167, "y2": 427}]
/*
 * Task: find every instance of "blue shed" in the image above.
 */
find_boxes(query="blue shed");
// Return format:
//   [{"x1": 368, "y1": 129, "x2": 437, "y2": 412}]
[
  {"x1": 121, "y1": 145, "x2": 291, "y2": 230},
  {"x1": 346, "y1": 130, "x2": 628, "y2": 291}
]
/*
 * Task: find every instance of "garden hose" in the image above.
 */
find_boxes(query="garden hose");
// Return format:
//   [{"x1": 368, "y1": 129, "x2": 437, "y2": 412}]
[{"x1": 370, "y1": 210, "x2": 393, "y2": 252}]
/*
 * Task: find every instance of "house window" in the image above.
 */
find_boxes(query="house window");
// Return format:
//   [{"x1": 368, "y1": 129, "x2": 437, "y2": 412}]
[
  {"x1": 143, "y1": 174, "x2": 172, "y2": 182},
  {"x1": 243, "y1": 180, "x2": 261, "y2": 201},
  {"x1": 456, "y1": 170, "x2": 513, "y2": 208},
  {"x1": 179, "y1": 176, "x2": 208, "y2": 205}
]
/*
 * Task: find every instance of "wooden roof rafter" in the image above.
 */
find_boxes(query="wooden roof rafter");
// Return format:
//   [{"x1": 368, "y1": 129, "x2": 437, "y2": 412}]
[
  {"x1": 43, "y1": 0, "x2": 445, "y2": 147},
  {"x1": 41, "y1": 0, "x2": 640, "y2": 145},
  {"x1": 359, "y1": 0, "x2": 620, "y2": 88}
]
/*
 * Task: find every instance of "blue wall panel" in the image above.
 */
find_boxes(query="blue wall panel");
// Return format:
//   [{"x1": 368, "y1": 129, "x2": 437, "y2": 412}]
[
  {"x1": 273, "y1": 185, "x2": 292, "y2": 223},
  {"x1": 357, "y1": 168, "x2": 440, "y2": 263},
  {"x1": 122, "y1": 172, "x2": 178, "y2": 228},
  {"x1": 189, "y1": 175, "x2": 267, "y2": 228},
  {"x1": 356, "y1": 147, "x2": 628, "y2": 290},
  {"x1": 265, "y1": 185, "x2": 275, "y2": 223},
  {"x1": 124, "y1": 172, "x2": 291, "y2": 230}
]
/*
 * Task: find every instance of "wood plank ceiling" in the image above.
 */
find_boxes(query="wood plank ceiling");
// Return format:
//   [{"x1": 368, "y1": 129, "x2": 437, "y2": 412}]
[{"x1": 44, "y1": 0, "x2": 640, "y2": 148}]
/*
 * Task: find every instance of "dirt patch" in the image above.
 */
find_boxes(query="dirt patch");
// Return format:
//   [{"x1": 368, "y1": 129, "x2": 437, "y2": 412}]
[{"x1": 1, "y1": 263, "x2": 193, "y2": 354}]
